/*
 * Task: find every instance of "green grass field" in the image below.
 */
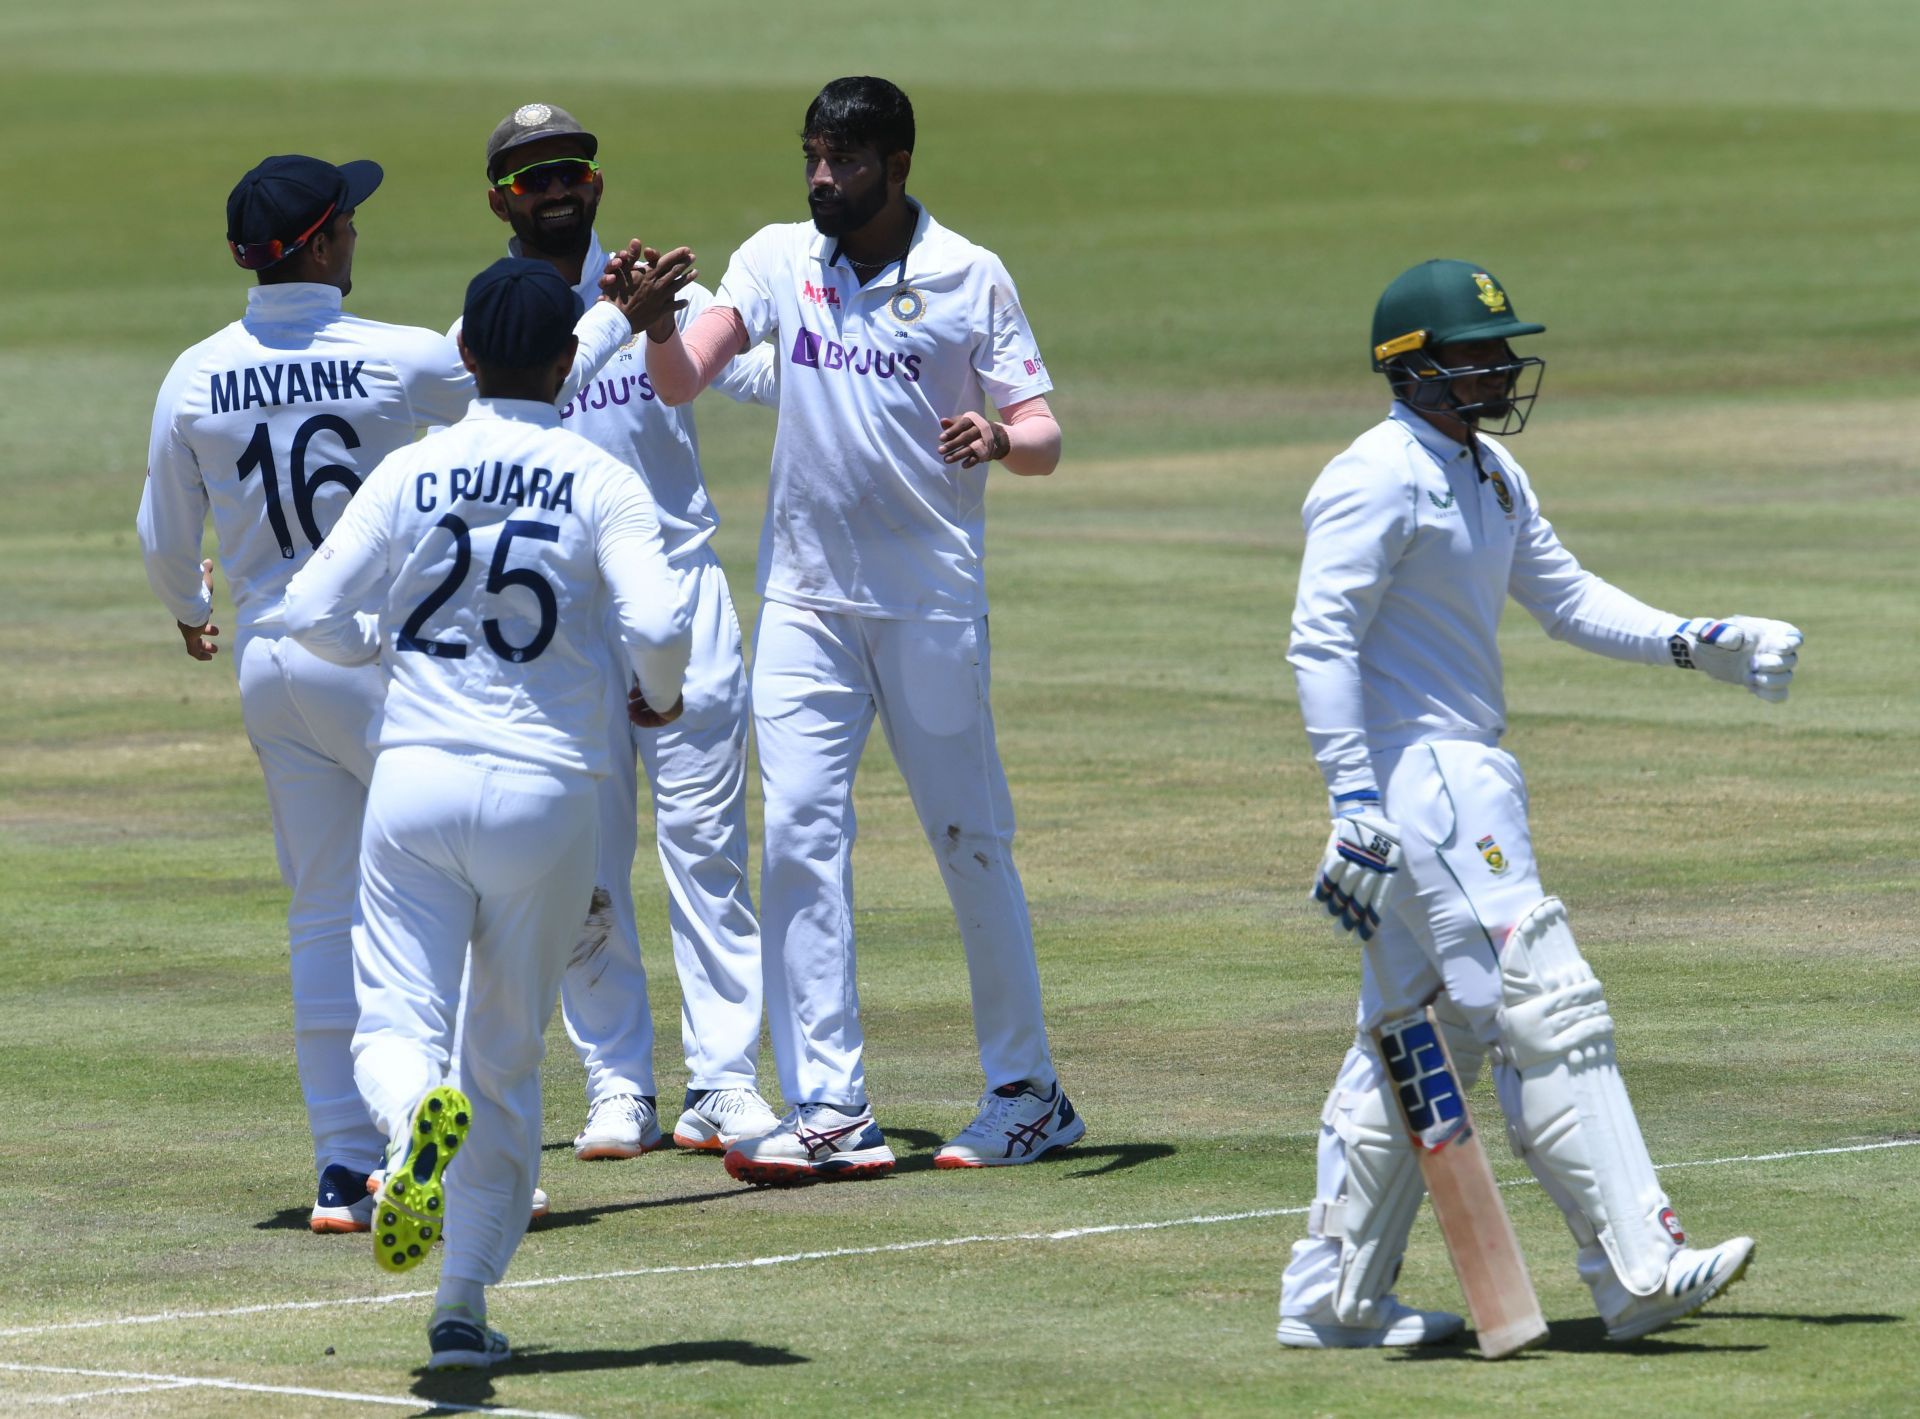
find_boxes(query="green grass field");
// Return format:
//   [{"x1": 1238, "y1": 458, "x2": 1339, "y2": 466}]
[{"x1": 3, "y1": 2, "x2": 1918, "y2": 1414}]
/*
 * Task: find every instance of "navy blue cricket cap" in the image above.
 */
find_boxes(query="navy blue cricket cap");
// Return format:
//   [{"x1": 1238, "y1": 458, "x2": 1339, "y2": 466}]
[
  {"x1": 226, "y1": 155, "x2": 382, "y2": 267},
  {"x1": 462, "y1": 258, "x2": 584, "y2": 367}
]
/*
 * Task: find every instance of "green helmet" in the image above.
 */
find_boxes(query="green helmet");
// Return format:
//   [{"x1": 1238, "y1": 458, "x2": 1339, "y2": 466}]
[
  {"x1": 1370, "y1": 259, "x2": 1547, "y2": 435},
  {"x1": 1370, "y1": 259, "x2": 1544, "y2": 368}
]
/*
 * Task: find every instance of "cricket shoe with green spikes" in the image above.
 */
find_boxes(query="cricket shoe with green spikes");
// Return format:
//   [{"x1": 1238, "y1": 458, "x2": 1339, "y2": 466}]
[{"x1": 372, "y1": 1086, "x2": 470, "y2": 1274}]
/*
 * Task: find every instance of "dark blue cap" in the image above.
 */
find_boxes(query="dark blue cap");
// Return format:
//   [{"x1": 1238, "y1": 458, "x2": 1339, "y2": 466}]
[
  {"x1": 462, "y1": 258, "x2": 584, "y2": 368},
  {"x1": 227, "y1": 155, "x2": 382, "y2": 260}
]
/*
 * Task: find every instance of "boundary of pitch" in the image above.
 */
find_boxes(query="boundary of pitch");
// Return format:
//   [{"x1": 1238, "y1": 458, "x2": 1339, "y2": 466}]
[{"x1": 0, "y1": 1136, "x2": 1909, "y2": 1350}]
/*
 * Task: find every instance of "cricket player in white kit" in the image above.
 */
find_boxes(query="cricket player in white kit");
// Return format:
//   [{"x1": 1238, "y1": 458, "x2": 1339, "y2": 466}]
[
  {"x1": 283, "y1": 257, "x2": 691, "y2": 1370},
  {"x1": 1278, "y1": 259, "x2": 1802, "y2": 1348},
  {"x1": 475, "y1": 103, "x2": 782, "y2": 1160},
  {"x1": 137, "y1": 155, "x2": 647, "y2": 1233},
  {"x1": 646, "y1": 77, "x2": 1085, "y2": 1182}
]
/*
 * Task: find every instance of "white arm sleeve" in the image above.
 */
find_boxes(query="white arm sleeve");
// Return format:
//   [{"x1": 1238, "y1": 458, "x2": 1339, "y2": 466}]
[
  {"x1": 595, "y1": 481, "x2": 694, "y2": 712},
  {"x1": 1286, "y1": 453, "x2": 1416, "y2": 799},
  {"x1": 282, "y1": 465, "x2": 395, "y2": 665},
  {"x1": 1506, "y1": 479, "x2": 1676, "y2": 665},
  {"x1": 560, "y1": 300, "x2": 633, "y2": 404},
  {"x1": 136, "y1": 353, "x2": 216, "y2": 628}
]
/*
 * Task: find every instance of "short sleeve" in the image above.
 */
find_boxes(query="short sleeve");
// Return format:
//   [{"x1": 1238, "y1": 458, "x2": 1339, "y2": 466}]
[
  {"x1": 971, "y1": 254, "x2": 1052, "y2": 409},
  {"x1": 715, "y1": 227, "x2": 781, "y2": 346}
]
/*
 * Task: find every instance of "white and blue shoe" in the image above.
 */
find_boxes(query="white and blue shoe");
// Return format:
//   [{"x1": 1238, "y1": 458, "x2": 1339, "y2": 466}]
[
  {"x1": 427, "y1": 1306, "x2": 510, "y2": 1371},
  {"x1": 674, "y1": 1087, "x2": 782, "y2": 1152},
  {"x1": 309, "y1": 1163, "x2": 374, "y2": 1234},
  {"x1": 723, "y1": 1103, "x2": 896, "y2": 1185},
  {"x1": 1605, "y1": 1237, "x2": 1755, "y2": 1341},
  {"x1": 935, "y1": 1080, "x2": 1086, "y2": 1168}
]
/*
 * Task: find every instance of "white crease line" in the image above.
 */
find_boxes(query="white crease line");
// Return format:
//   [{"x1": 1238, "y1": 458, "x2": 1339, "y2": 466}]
[
  {"x1": 1, "y1": 1136, "x2": 1910, "y2": 1344},
  {"x1": 0, "y1": 1361, "x2": 580, "y2": 1418},
  {"x1": 22, "y1": 1378, "x2": 197, "y2": 1404}
]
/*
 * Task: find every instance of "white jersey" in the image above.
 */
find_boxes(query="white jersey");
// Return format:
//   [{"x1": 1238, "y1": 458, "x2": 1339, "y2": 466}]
[
  {"x1": 281, "y1": 399, "x2": 691, "y2": 777},
  {"x1": 1287, "y1": 403, "x2": 1679, "y2": 801},
  {"x1": 460, "y1": 234, "x2": 779, "y2": 564},
  {"x1": 715, "y1": 201, "x2": 1052, "y2": 620},
  {"x1": 138, "y1": 283, "x2": 632, "y2": 635}
]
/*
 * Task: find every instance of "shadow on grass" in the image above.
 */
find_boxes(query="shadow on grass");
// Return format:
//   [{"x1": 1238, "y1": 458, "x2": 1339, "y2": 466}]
[
  {"x1": 884, "y1": 1127, "x2": 1176, "y2": 1178},
  {"x1": 255, "y1": 1207, "x2": 313, "y2": 1231},
  {"x1": 1387, "y1": 1315, "x2": 1772, "y2": 1361},
  {"x1": 411, "y1": 1338, "x2": 807, "y2": 1406},
  {"x1": 532, "y1": 1183, "x2": 755, "y2": 1231}
]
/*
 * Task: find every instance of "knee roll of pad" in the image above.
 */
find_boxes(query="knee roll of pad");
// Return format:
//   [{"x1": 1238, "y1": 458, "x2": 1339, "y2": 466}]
[{"x1": 1497, "y1": 898, "x2": 1677, "y2": 1297}]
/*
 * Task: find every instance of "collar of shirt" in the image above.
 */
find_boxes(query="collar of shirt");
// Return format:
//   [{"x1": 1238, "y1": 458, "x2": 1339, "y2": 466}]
[
  {"x1": 507, "y1": 230, "x2": 608, "y2": 309},
  {"x1": 243, "y1": 282, "x2": 344, "y2": 326},
  {"x1": 813, "y1": 198, "x2": 933, "y2": 280},
  {"x1": 1389, "y1": 399, "x2": 1482, "y2": 473},
  {"x1": 464, "y1": 397, "x2": 564, "y2": 429}
]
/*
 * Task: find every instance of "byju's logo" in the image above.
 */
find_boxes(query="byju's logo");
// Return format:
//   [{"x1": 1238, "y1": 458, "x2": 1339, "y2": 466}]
[{"x1": 790, "y1": 329, "x2": 922, "y2": 383}]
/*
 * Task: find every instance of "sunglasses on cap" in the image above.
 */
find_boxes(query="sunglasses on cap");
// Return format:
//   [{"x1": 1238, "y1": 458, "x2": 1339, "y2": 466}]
[
  {"x1": 494, "y1": 157, "x2": 601, "y2": 196},
  {"x1": 229, "y1": 201, "x2": 339, "y2": 271}
]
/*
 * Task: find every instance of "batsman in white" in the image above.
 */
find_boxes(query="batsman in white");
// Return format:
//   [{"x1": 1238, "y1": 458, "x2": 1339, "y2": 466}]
[
  {"x1": 1278, "y1": 258, "x2": 1802, "y2": 1348},
  {"x1": 644, "y1": 76, "x2": 1085, "y2": 1182},
  {"x1": 469, "y1": 102, "x2": 782, "y2": 1162},
  {"x1": 136, "y1": 154, "x2": 652, "y2": 1234},
  {"x1": 282, "y1": 257, "x2": 692, "y2": 1371}
]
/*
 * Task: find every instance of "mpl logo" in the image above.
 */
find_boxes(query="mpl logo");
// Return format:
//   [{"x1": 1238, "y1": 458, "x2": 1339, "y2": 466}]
[
  {"x1": 1023, "y1": 355, "x2": 1045, "y2": 377},
  {"x1": 802, "y1": 280, "x2": 840, "y2": 308},
  {"x1": 790, "y1": 329, "x2": 922, "y2": 383}
]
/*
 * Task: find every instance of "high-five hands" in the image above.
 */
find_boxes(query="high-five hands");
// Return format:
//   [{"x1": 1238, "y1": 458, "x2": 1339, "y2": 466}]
[
  {"x1": 599, "y1": 241, "x2": 698, "y2": 340},
  {"x1": 1670, "y1": 617, "x2": 1803, "y2": 703},
  {"x1": 1313, "y1": 798, "x2": 1403, "y2": 942}
]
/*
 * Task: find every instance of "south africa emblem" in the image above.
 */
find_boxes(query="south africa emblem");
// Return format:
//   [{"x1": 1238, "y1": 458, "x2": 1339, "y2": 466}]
[
  {"x1": 888, "y1": 286, "x2": 927, "y2": 324},
  {"x1": 1476, "y1": 835, "x2": 1509, "y2": 874},
  {"x1": 1486, "y1": 466, "x2": 1514, "y2": 515}
]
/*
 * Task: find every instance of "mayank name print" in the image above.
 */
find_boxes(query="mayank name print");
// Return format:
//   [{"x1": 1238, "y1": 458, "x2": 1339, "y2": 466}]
[{"x1": 210, "y1": 360, "x2": 369, "y2": 414}]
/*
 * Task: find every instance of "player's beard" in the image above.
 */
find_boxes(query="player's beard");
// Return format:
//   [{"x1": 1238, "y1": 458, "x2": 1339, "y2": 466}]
[
  {"x1": 508, "y1": 193, "x2": 597, "y2": 262},
  {"x1": 808, "y1": 180, "x2": 887, "y2": 237}
]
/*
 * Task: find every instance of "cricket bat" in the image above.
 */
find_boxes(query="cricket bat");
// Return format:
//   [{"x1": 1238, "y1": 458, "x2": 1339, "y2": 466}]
[{"x1": 1372, "y1": 1005, "x2": 1549, "y2": 1359}]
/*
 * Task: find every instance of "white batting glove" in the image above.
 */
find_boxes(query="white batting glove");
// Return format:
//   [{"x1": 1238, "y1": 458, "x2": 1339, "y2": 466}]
[
  {"x1": 1670, "y1": 617, "x2": 1804, "y2": 703},
  {"x1": 1312, "y1": 795, "x2": 1404, "y2": 942}
]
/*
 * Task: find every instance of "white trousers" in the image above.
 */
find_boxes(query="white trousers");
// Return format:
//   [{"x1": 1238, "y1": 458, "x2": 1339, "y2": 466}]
[
  {"x1": 352, "y1": 745, "x2": 596, "y2": 1288},
  {"x1": 1282, "y1": 738, "x2": 1544, "y2": 1314},
  {"x1": 752, "y1": 601, "x2": 1054, "y2": 1108},
  {"x1": 236, "y1": 628, "x2": 386, "y2": 1177},
  {"x1": 561, "y1": 553, "x2": 764, "y2": 1100}
]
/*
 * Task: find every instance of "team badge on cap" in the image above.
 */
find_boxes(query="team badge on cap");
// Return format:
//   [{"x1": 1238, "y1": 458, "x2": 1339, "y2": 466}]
[
  {"x1": 1473, "y1": 272, "x2": 1508, "y2": 312},
  {"x1": 1476, "y1": 835, "x2": 1509, "y2": 874},
  {"x1": 513, "y1": 103, "x2": 553, "y2": 128},
  {"x1": 888, "y1": 287, "x2": 927, "y2": 324}
]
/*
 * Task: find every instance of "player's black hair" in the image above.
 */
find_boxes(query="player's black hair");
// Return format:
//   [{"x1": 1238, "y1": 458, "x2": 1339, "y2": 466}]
[{"x1": 803, "y1": 76, "x2": 915, "y2": 157}]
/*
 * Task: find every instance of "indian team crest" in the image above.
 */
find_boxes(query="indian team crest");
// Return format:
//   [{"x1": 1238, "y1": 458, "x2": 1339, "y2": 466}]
[
  {"x1": 1486, "y1": 465, "x2": 1515, "y2": 516},
  {"x1": 888, "y1": 286, "x2": 928, "y2": 324},
  {"x1": 513, "y1": 103, "x2": 554, "y2": 129},
  {"x1": 1475, "y1": 834, "x2": 1509, "y2": 875}
]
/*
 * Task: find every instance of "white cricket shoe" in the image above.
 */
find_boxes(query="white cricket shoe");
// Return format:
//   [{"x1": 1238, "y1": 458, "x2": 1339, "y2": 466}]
[
  {"x1": 934, "y1": 1079, "x2": 1086, "y2": 1168},
  {"x1": 1277, "y1": 1297, "x2": 1466, "y2": 1349},
  {"x1": 1604, "y1": 1236, "x2": 1755, "y2": 1341},
  {"x1": 573, "y1": 1093, "x2": 664, "y2": 1161},
  {"x1": 723, "y1": 1103, "x2": 896, "y2": 1185},
  {"x1": 674, "y1": 1087, "x2": 782, "y2": 1151}
]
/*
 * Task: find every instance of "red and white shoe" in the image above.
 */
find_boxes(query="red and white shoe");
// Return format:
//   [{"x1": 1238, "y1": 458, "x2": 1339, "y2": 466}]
[
  {"x1": 935, "y1": 1080, "x2": 1085, "y2": 1168},
  {"x1": 723, "y1": 1103, "x2": 896, "y2": 1185}
]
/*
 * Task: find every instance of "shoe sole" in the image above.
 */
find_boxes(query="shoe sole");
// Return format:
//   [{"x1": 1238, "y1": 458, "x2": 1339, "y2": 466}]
[
  {"x1": 372, "y1": 1086, "x2": 469, "y2": 1275},
  {"x1": 308, "y1": 1212, "x2": 371, "y2": 1234},
  {"x1": 673, "y1": 1127, "x2": 727, "y2": 1152},
  {"x1": 1607, "y1": 1244, "x2": 1756, "y2": 1342},
  {"x1": 1276, "y1": 1317, "x2": 1465, "y2": 1349},
  {"x1": 723, "y1": 1153, "x2": 896, "y2": 1186},
  {"x1": 933, "y1": 1110, "x2": 1088, "y2": 1168},
  {"x1": 427, "y1": 1346, "x2": 510, "y2": 1371},
  {"x1": 574, "y1": 1134, "x2": 663, "y2": 1162}
]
